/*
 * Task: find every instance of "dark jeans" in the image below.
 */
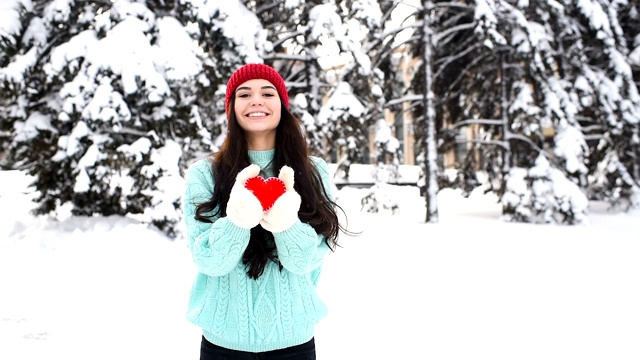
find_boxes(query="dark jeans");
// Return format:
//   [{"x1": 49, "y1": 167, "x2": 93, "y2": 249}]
[{"x1": 200, "y1": 336, "x2": 316, "y2": 360}]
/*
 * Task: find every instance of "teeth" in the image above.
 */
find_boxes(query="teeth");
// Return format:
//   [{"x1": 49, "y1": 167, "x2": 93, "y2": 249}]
[{"x1": 248, "y1": 112, "x2": 267, "y2": 117}]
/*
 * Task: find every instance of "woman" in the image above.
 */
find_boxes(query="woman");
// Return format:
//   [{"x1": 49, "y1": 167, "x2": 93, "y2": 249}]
[{"x1": 183, "y1": 63, "x2": 347, "y2": 359}]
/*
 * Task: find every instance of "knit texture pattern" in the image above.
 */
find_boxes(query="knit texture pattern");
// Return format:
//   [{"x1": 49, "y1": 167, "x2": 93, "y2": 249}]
[{"x1": 183, "y1": 149, "x2": 331, "y2": 352}]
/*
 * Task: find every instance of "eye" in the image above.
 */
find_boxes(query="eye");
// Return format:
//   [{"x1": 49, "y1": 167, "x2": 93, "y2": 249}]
[{"x1": 236, "y1": 92, "x2": 250, "y2": 98}]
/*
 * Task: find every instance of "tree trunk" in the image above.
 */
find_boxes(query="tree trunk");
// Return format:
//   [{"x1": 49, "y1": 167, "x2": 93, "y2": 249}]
[
  {"x1": 423, "y1": 0, "x2": 439, "y2": 223},
  {"x1": 633, "y1": 125, "x2": 639, "y2": 183},
  {"x1": 499, "y1": 52, "x2": 511, "y2": 175}
]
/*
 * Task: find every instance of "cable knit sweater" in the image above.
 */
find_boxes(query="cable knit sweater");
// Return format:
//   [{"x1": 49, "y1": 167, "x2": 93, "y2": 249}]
[{"x1": 183, "y1": 149, "x2": 331, "y2": 352}]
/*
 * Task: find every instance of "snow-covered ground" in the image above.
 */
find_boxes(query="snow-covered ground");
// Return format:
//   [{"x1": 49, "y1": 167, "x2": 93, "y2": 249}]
[{"x1": 1, "y1": 169, "x2": 639, "y2": 360}]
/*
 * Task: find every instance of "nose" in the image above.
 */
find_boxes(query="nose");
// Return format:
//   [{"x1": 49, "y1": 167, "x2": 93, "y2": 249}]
[{"x1": 250, "y1": 94, "x2": 263, "y2": 106}]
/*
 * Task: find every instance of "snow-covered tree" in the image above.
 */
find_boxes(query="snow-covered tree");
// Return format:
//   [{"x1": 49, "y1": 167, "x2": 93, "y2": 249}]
[
  {"x1": 342, "y1": 0, "x2": 416, "y2": 173},
  {"x1": 0, "y1": 0, "x2": 33, "y2": 163},
  {"x1": 350, "y1": 0, "x2": 444, "y2": 222},
  {"x1": 490, "y1": 0, "x2": 640, "y2": 213},
  {"x1": 182, "y1": 0, "x2": 271, "y2": 161},
  {"x1": 568, "y1": 0, "x2": 640, "y2": 210},
  {"x1": 243, "y1": 1, "x2": 344, "y2": 158},
  {"x1": 494, "y1": 0, "x2": 593, "y2": 220},
  {"x1": 0, "y1": 0, "x2": 267, "y2": 237},
  {"x1": 432, "y1": 0, "x2": 517, "y2": 201},
  {"x1": 317, "y1": 81, "x2": 366, "y2": 181},
  {"x1": 3, "y1": 0, "x2": 640, "y2": 235},
  {"x1": 431, "y1": 0, "x2": 631, "y2": 224},
  {"x1": 333, "y1": 0, "x2": 387, "y2": 165}
]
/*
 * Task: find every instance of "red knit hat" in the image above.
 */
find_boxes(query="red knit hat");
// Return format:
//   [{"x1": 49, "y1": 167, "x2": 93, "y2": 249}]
[{"x1": 225, "y1": 63, "x2": 289, "y2": 114}]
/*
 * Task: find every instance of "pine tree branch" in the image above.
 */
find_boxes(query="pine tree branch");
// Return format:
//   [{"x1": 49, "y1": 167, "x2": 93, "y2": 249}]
[
  {"x1": 434, "y1": 23, "x2": 475, "y2": 45},
  {"x1": 433, "y1": 43, "x2": 482, "y2": 80},
  {"x1": 271, "y1": 30, "x2": 306, "y2": 49},
  {"x1": 450, "y1": 119, "x2": 504, "y2": 128},
  {"x1": 254, "y1": 0, "x2": 286, "y2": 15}
]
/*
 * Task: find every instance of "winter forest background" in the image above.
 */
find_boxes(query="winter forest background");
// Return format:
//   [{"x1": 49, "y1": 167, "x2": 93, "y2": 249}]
[{"x1": 1, "y1": 0, "x2": 639, "y2": 238}]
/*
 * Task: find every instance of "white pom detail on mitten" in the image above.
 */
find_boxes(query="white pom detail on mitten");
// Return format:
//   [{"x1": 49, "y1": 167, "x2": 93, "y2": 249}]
[
  {"x1": 260, "y1": 166, "x2": 302, "y2": 233},
  {"x1": 226, "y1": 164, "x2": 264, "y2": 229}
]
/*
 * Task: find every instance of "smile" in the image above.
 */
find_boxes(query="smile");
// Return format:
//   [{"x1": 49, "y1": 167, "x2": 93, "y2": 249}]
[{"x1": 247, "y1": 112, "x2": 268, "y2": 117}]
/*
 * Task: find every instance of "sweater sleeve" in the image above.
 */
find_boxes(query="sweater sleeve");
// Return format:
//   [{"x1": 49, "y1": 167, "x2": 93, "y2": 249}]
[
  {"x1": 272, "y1": 157, "x2": 333, "y2": 274},
  {"x1": 183, "y1": 160, "x2": 251, "y2": 276}
]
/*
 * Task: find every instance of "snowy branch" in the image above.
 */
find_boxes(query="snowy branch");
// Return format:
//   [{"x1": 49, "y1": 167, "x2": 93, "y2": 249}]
[
  {"x1": 113, "y1": 127, "x2": 154, "y2": 138},
  {"x1": 271, "y1": 30, "x2": 306, "y2": 49},
  {"x1": 434, "y1": 23, "x2": 475, "y2": 45},
  {"x1": 431, "y1": 2, "x2": 473, "y2": 11},
  {"x1": 366, "y1": 18, "x2": 422, "y2": 54},
  {"x1": 385, "y1": 94, "x2": 423, "y2": 107},
  {"x1": 457, "y1": 138, "x2": 508, "y2": 149},
  {"x1": 263, "y1": 53, "x2": 316, "y2": 62},
  {"x1": 379, "y1": 22, "x2": 422, "y2": 42},
  {"x1": 450, "y1": 119, "x2": 504, "y2": 128},
  {"x1": 433, "y1": 43, "x2": 482, "y2": 80},
  {"x1": 440, "y1": 52, "x2": 491, "y2": 99},
  {"x1": 255, "y1": 0, "x2": 286, "y2": 15}
]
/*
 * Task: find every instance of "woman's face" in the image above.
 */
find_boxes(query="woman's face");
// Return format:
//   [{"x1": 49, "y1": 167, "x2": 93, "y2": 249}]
[{"x1": 233, "y1": 78, "x2": 282, "y2": 140}]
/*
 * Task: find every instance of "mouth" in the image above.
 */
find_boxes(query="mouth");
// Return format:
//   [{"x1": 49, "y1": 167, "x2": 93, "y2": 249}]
[{"x1": 246, "y1": 112, "x2": 269, "y2": 117}]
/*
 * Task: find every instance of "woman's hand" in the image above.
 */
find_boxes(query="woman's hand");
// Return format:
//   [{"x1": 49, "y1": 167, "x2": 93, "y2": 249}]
[
  {"x1": 260, "y1": 166, "x2": 301, "y2": 233},
  {"x1": 226, "y1": 164, "x2": 264, "y2": 229}
]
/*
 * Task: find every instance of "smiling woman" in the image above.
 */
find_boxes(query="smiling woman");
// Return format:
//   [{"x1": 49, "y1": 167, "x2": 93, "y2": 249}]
[{"x1": 182, "y1": 63, "x2": 353, "y2": 359}]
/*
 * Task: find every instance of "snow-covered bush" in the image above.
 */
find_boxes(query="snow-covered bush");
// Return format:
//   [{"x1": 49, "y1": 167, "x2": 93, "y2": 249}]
[
  {"x1": 502, "y1": 155, "x2": 589, "y2": 225},
  {"x1": 360, "y1": 183, "x2": 399, "y2": 215},
  {"x1": 590, "y1": 151, "x2": 640, "y2": 211}
]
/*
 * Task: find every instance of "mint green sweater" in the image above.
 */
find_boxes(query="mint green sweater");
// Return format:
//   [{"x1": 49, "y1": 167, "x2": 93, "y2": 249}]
[{"x1": 183, "y1": 149, "x2": 331, "y2": 352}]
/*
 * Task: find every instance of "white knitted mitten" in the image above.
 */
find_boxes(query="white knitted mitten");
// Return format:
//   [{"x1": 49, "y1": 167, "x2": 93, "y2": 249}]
[
  {"x1": 226, "y1": 164, "x2": 264, "y2": 229},
  {"x1": 260, "y1": 166, "x2": 301, "y2": 233}
]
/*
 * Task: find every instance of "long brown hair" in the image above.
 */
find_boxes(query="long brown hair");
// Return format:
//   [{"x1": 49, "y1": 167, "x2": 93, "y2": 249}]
[{"x1": 194, "y1": 97, "x2": 348, "y2": 279}]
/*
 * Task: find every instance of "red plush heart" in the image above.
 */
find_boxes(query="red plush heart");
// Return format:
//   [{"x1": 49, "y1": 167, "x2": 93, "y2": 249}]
[{"x1": 244, "y1": 176, "x2": 286, "y2": 211}]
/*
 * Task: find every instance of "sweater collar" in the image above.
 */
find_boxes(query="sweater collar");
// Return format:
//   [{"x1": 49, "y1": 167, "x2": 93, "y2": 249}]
[{"x1": 248, "y1": 149, "x2": 275, "y2": 177}]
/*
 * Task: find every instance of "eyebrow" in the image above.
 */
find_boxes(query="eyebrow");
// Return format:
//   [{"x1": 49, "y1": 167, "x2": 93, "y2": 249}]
[{"x1": 236, "y1": 85, "x2": 277, "y2": 92}]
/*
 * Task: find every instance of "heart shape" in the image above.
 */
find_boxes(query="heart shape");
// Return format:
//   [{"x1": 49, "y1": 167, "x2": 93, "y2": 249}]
[{"x1": 245, "y1": 176, "x2": 286, "y2": 212}]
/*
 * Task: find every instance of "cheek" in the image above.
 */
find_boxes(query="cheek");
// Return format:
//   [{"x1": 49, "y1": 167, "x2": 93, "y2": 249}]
[
  {"x1": 234, "y1": 101, "x2": 243, "y2": 115},
  {"x1": 272, "y1": 109, "x2": 282, "y2": 122},
  {"x1": 270, "y1": 101, "x2": 282, "y2": 117}
]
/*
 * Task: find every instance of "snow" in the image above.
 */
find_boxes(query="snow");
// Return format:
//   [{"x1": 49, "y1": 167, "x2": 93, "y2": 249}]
[
  {"x1": 0, "y1": 0, "x2": 32, "y2": 41},
  {"x1": 12, "y1": 112, "x2": 55, "y2": 143},
  {"x1": 200, "y1": 0, "x2": 266, "y2": 63},
  {"x1": 576, "y1": 0, "x2": 613, "y2": 41},
  {"x1": 316, "y1": 82, "x2": 365, "y2": 126},
  {"x1": 0, "y1": 47, "x2": 38, "y2": 84},
  {"x1": 309, "y1": 4, "x2": 343, "y2": 41},
  {"x1": 1, "y1": 169, "x2": 639, "y2": 360},
  {"x1": 155, "y1": 17, "x2": 202, "y2": 81}
]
